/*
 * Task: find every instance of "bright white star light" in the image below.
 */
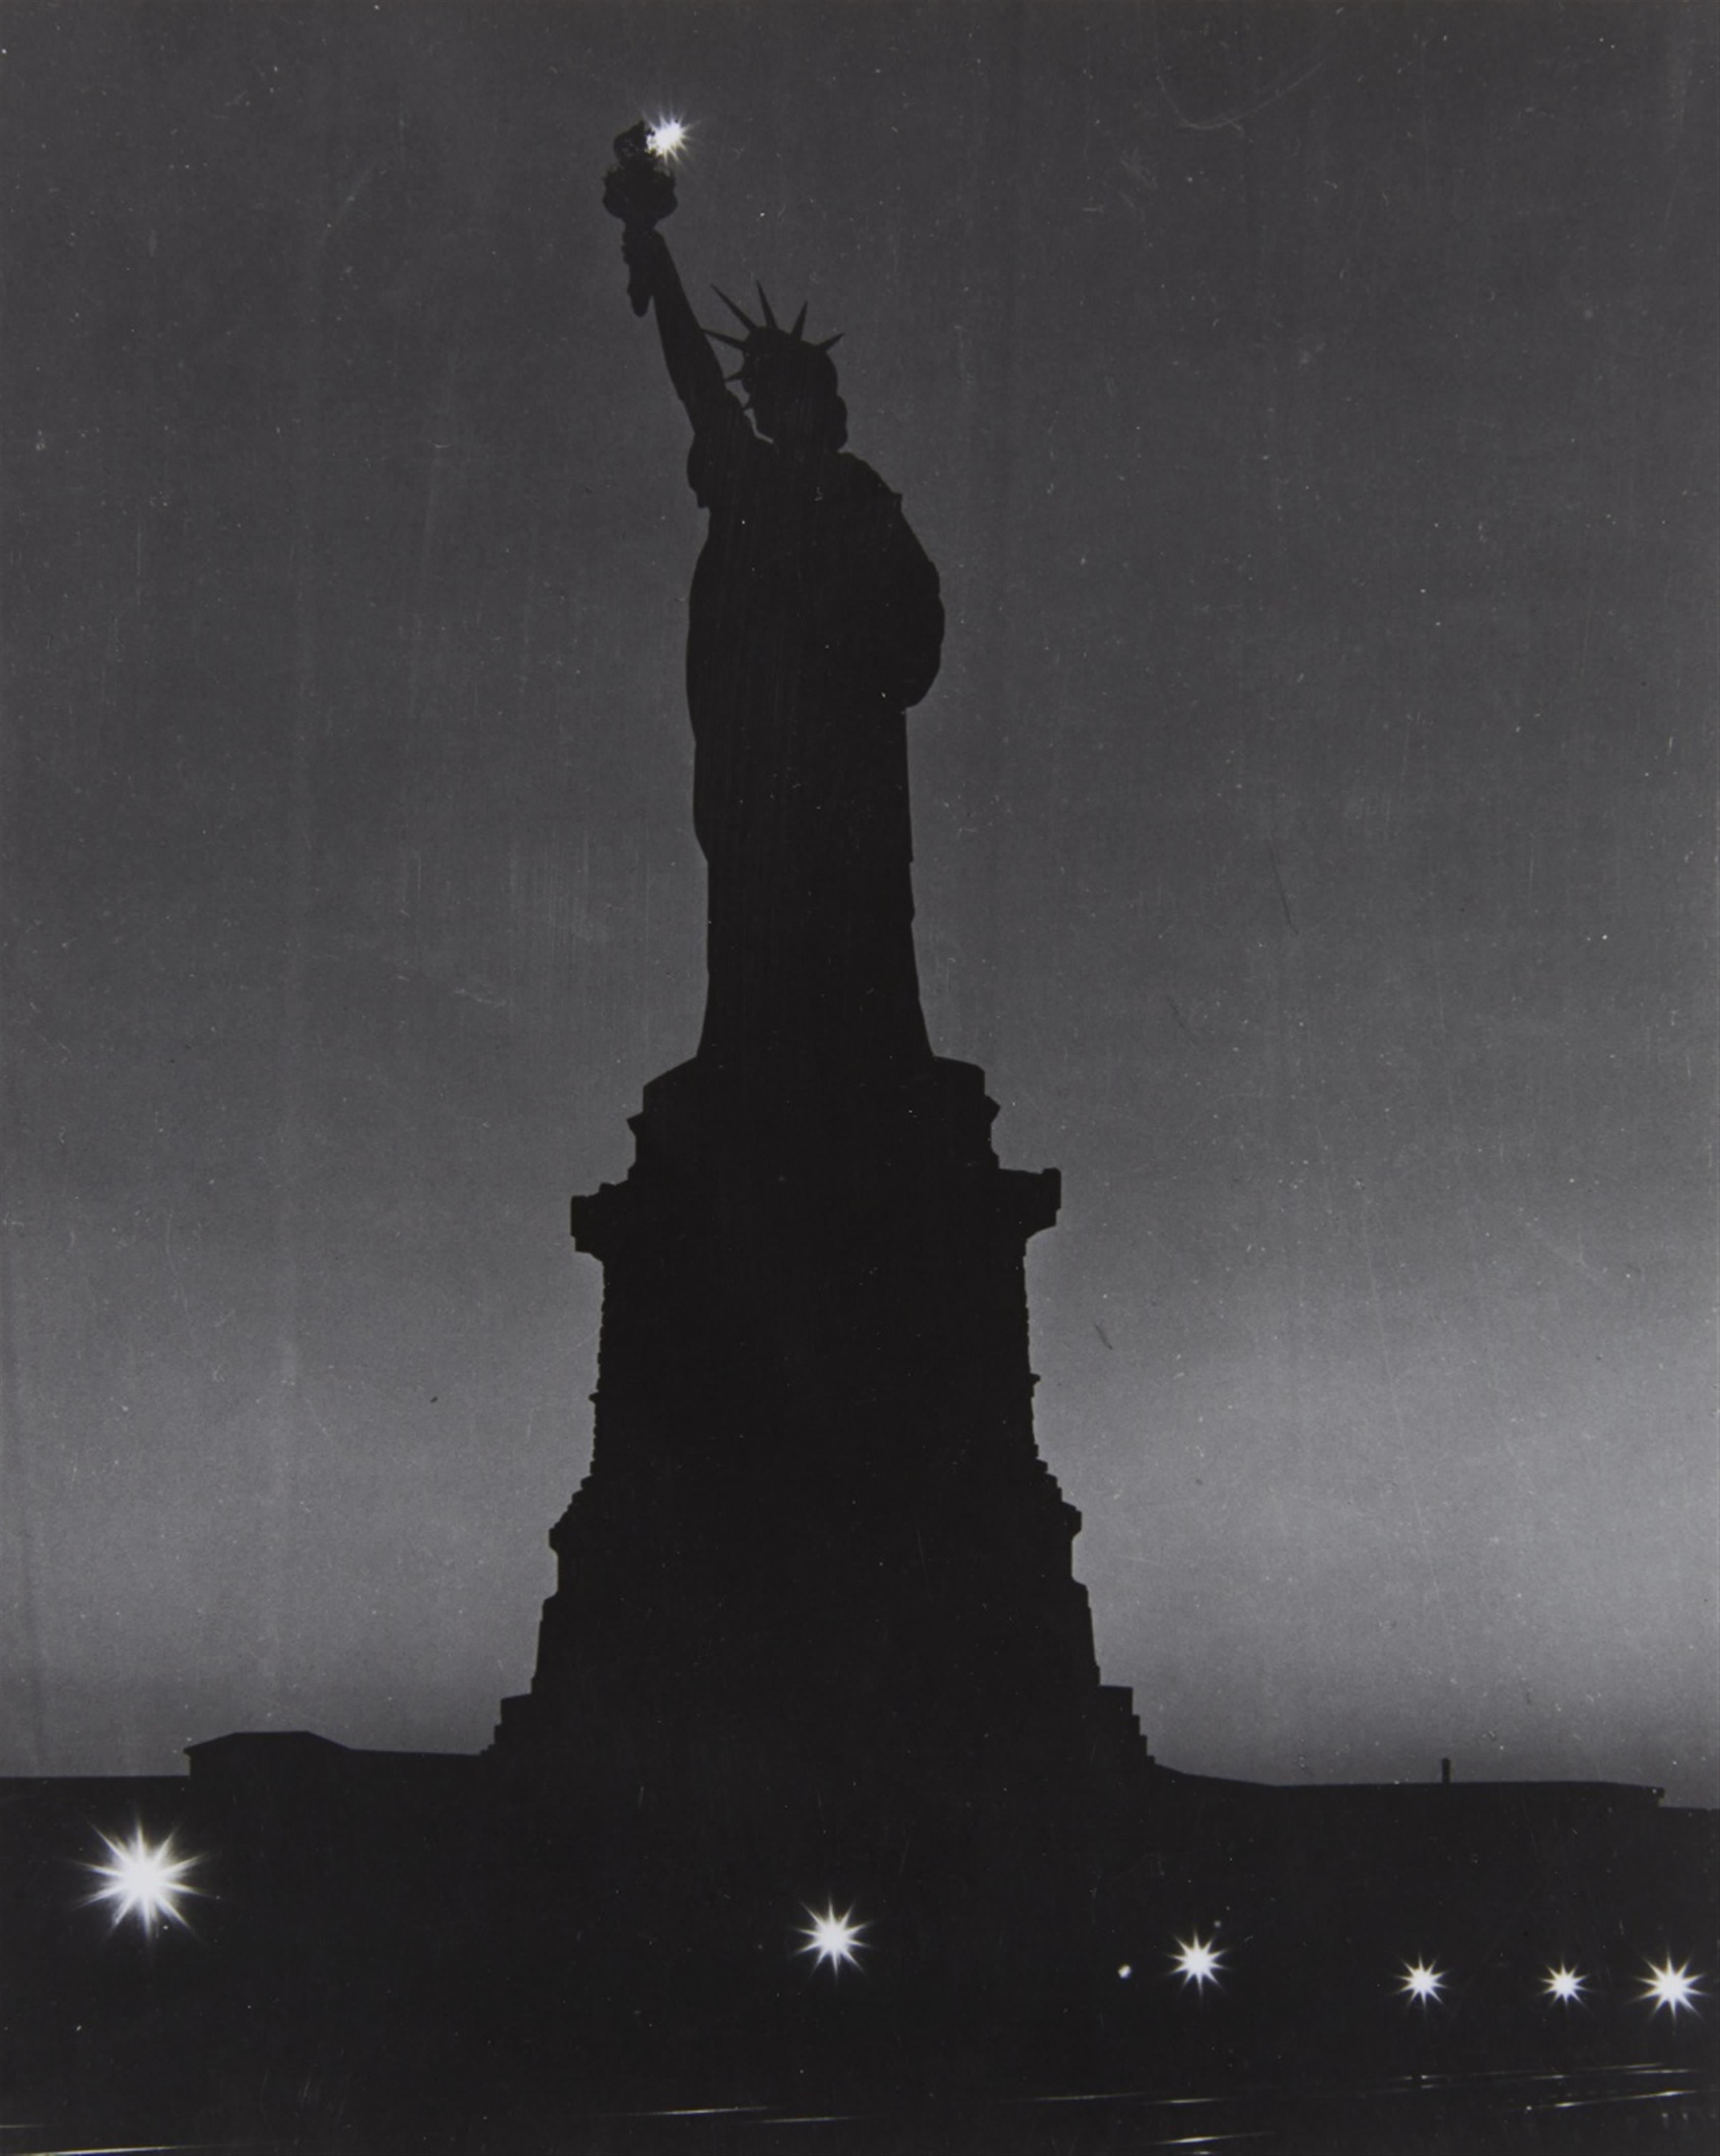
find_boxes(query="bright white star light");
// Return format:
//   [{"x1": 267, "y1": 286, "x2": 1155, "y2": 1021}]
[
  {"x1": 1398, "y1": 1958, "x2": 1446, "y2": 2004},
  {"x1": 798, "y1": 1903, "x2": 867, "y2": 1974},
  {"x1": 645, "y1": 116, "x2": 690, "y2": 162},
  {"x1": 85, "y1": 1826, "x2": 203, "y2": 1935},
  {"x1": 1542, "y1": 1964, "x2": 1586, "y2": 2004},
  {"x1": 1171, "y1": 1932, "x2": 1225, "y2": 1990},
  {"x1": 1642, "y1": 1958, "x2": 1704, "y2": 2017}
]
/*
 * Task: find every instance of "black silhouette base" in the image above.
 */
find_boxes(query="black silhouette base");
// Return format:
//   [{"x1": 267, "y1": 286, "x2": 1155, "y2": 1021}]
[
  {"x1": 493, "y1": 1054, "x2": 1147, "y2": 1956},
  {"x1": 6, "y1": 1057, "x2": 1713, "y2": 2143}
]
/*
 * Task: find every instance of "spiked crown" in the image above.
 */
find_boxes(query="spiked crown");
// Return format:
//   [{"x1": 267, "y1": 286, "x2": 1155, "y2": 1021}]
[{"x1": 704, "y1": 283, "x2": 843, "y2": 409}]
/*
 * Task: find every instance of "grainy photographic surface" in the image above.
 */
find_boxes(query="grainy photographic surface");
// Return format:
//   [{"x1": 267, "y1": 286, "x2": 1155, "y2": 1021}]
[{"x1": 2, "y1": 4, "x2": 1714, "y2": 2145}]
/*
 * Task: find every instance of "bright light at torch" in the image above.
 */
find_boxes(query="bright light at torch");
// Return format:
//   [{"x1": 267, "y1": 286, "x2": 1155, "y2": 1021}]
[
  {"x1": 645, "y1": 116, "x2": 689, "y2": 162},
  {"x1": 85, "y1": 1826, "x2": 204, "y2": 1935}
]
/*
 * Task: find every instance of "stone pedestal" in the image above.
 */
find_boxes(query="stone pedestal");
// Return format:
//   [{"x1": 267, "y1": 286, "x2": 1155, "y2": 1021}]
[{"x1": 493, "y1": 1055, "x2": 1145, "y2": 1988}]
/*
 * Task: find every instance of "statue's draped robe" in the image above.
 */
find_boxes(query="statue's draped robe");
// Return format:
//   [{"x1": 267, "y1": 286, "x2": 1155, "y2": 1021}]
[{"x1": 684, "y1": 398, "x2": 944, "y2": 1092}]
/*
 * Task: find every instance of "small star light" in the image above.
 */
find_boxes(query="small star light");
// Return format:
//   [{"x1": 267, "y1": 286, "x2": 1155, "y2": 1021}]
[
  {"x1": 1542, "y1": 1964, "x2": 1587, "y2": 2005},
  {"x1": 86, "y1": 1826, "x2": 203, "y2": 1935},
  {"x1": 1398, "y1": 1958, "x2": 1446, "y2": 2005},
  {"x1": 798, "y1": 1903, "x2": 867, "y2": 1974},
  {"x1": 1642, "y1": 1958, "x2": 1705, "y2": 2017},
  {"x1": 1171, "y1": 1932, "x2": 1225, "y2": 1990},
  {"x1": 645, "y1": 116, "x2": 690, "y2": 163}
]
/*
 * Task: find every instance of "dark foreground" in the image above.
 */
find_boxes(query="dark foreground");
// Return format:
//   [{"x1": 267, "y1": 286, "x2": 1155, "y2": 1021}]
[
  {"x1": 558, "y1": 2065, "x2": 1718, "y2": 2154},
  {"x1": 434, "y1": 2064, "x2": 1717, "y2": 2155},
  {"x1": 5, "y1": 1758, "x2": 1714, "y2": 2153},
  {"x1": 1, "y1": 2062, "x2": 1715, "y2": 2156}
]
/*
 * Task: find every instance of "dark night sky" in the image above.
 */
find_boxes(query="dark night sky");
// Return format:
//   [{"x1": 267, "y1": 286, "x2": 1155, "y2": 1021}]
[{"x1": 3, "y1": 3, "x2": 1715, "y2": 1802}]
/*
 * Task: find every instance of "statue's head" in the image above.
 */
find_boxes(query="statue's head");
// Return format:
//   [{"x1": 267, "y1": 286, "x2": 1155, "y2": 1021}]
[{"x1": 707, "y1": 285, "x2": 848, "y2": 452}]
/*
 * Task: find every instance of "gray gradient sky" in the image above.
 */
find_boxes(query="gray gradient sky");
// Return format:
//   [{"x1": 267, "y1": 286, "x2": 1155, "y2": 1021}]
[{"x1": 3, "y1": 3, "x2": 1715, "y2": 1802}]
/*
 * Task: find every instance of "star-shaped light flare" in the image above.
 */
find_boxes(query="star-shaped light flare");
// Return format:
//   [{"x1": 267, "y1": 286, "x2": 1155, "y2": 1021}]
[
  {"x1": 85, "y1": 1826, "x2": 204, "y2": 1935},
  {"x1": 1398, "y1": 1957, "x2": 1446, "y2": 2004},
  {"x1": 1642, "y1": 1958, "x2": 1705, "y2": 2017},
  {"x1": 1171, "y1": 1931, "x2": 1225, "y2": 1990},
  {"x1": 798, "y1": 1902, "x2": 867, "y2": 1974},
  {"x1": 1542, "y1": 1964, "x2": 1586, "y2": 2004},
  {"x1": 645, "y1": 116, "x2": 691, "y2": 163}
]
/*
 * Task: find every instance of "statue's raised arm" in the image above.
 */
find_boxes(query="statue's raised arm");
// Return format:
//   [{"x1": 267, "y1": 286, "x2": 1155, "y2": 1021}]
[{"x1": 603, "y1": 123, "x2": 729, "y2": 432}]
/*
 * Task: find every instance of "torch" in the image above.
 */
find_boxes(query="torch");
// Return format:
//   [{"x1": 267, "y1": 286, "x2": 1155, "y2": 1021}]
[{"x1": 603, "y1": 120, "x2": 680, "y2": 317}]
